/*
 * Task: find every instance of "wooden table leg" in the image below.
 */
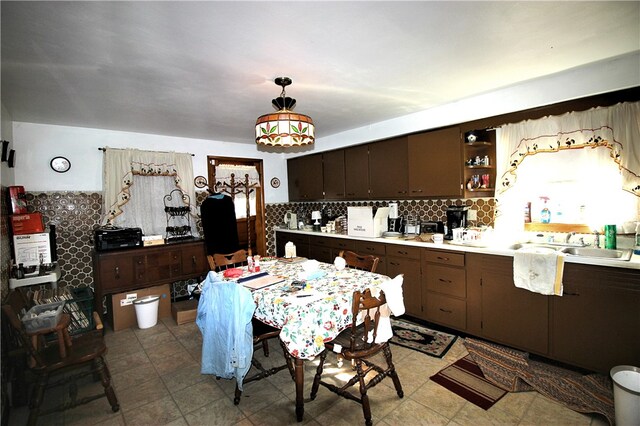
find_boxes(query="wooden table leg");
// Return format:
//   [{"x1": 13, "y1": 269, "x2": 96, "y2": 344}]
[{"x1": 295, "y1": 357, "x2": 304, "y2": 422}]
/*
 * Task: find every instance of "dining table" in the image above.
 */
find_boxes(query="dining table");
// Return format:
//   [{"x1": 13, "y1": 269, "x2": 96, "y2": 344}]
[{"x1": 232, "y1": 259, "x2": 390, "y2": 422}]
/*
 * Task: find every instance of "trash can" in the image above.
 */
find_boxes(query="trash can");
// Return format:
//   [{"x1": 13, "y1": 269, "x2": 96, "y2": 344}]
[
  {"x1": 133, "y1": 295, "x2": 160, "y2": 329},
  {"x1": 610, "y1": 365, "x2": 640, "y2": 426}
]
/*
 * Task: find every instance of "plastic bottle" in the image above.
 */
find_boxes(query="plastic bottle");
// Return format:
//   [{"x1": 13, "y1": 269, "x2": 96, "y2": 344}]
[
  {"x1": 634, "y1": 223, "x2": 640, "y2": 255},
  {"x1": 540, "y1": 197, "x2": 551, "y2": 224},
  {"x1": 247, "y1": 255, "x2": 255, "y2": 272},
  {"x1": 604, "y1": 225, "x2": 617, "y2": 250}
]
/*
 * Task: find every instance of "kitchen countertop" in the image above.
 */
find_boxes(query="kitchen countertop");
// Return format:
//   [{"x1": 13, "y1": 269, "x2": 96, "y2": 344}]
[{"x1": 275, "y1": 228, "x2": 640, "y2": 270}]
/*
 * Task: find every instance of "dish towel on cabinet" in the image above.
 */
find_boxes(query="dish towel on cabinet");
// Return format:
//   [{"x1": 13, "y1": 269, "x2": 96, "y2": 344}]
[{"x1": 513, "y1": 248, "x2": 564, "y2": 296}]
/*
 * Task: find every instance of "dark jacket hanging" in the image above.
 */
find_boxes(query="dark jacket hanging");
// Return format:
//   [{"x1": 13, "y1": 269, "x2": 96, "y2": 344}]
[{"x1": 200, "y1": 194, "x2": 240, "y2": 255}]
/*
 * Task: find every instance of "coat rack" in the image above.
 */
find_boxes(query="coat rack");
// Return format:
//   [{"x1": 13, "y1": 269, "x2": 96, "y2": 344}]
[{"x1": 196, "y1": 173, "x2": 258, "y2": 256}]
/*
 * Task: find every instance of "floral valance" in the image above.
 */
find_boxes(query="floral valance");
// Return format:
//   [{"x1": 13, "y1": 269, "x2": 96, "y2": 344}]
[
  {"x1": 214, "y1": 164, "x2": 261, "y2": 190},
  {"x1": 497, "y1": 101, "x2": 640, "y2": 197}
]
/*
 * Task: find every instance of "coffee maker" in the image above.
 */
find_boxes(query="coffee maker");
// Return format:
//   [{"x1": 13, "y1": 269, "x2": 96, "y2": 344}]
[
  {"x1": 445, "y1": 206, "x2": 468, "y2": 240},
  {"x1": 387, "y1": 202, "x2": 403, "y2": 233}
]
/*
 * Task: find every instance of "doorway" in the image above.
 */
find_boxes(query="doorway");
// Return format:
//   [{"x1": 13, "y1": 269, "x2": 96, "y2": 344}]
[{"x1": 207, "y1": 156, "x2": 266, "y2": 256}]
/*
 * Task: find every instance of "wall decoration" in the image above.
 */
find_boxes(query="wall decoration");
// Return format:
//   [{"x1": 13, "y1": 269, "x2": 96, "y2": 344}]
[
  {"x1": 50, "y1": 156, "x2": 71, "y2": 173},
  {"x1": 270, "y1": 177, "x2": 281, "y2": 188}
]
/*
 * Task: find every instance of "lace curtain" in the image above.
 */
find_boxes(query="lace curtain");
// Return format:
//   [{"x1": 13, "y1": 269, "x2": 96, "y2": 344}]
[
  {"x1": 214, "y1": 164, "x2": 260, "y2": 219},
  {"x1": 102, "y1": 148, "x2": 197, "y2": 236},
  {"x1": 494, "y1": 101, "x2": 640, "y2": 235}
]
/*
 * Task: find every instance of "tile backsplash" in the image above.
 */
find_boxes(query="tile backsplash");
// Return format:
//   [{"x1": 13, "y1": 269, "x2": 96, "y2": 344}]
[{"x1": 0, "y1": 189, "x2": 494, "y2": 301}]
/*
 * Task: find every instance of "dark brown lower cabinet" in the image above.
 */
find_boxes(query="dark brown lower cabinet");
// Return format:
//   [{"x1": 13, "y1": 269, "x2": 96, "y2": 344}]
[
  {"x1": 551, "y1": 263, "x2": 640, "y2": 373},
  {"x1": 477, "y1": 254, "x2": 549, "y2": 355},
  {"x1": 386, "y1": 245, "x2": 422, "y2": 318}
]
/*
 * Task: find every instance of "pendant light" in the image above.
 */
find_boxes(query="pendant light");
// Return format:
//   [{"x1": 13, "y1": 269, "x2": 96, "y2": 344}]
[{"x1": 255, "y1": 77, "x2": 315, "y2": 147}]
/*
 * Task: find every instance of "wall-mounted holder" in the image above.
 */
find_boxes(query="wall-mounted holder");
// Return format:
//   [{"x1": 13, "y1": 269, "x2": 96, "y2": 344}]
[
  {"x1": 7, "y1": 149, "x2": 16, "y2": 168},
  {"x1": 1, "y1": 140, "x2": 9, "y2": 162}
]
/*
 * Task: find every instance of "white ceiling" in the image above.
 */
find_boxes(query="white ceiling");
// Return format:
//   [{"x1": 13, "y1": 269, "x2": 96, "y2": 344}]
[{"x1": 2, "y1": 1, "x2": 639, "y2": 144}]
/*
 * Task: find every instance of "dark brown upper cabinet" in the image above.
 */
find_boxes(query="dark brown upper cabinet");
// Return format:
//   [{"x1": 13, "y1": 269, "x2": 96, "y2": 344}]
[
  {"x1": 322, "y1": 150, "x2": 346, "y2": 200},
  {"x1": 344, "y1": 144, "x2": 369, "y2": 200},
  {"x1": 287, "y1": 153, "x2": 324, "y2": 201},
  {"x1": 368, "y1": 136, "x2": 408, "y2": 199},
  {"x1": 408, "y1": 126, "x2": 462, "y2": 197}
]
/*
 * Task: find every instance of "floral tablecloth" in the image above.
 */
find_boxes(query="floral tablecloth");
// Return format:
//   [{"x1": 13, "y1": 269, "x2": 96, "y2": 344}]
[{"x1": 249, "y1": 261, "x2": 389, "y2": 359}]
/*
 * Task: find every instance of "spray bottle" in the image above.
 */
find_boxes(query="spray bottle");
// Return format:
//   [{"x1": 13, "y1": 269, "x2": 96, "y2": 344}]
[{"x1": 540, "y1": 196, "x2": 551, "y2": 224}]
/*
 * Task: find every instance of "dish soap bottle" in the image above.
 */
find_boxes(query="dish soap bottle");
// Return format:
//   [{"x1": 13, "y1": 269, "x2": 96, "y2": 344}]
[
  {"x1": 634, "y1": 223, "x2": 640, "y2": 255},
  {"x1": 540, "y1": 197, "x2": 551, "y2": 224}
]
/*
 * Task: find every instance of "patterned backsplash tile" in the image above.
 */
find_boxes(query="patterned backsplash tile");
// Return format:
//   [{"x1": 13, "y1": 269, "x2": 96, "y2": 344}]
[{"x1": 0, "y1": 189, "x2": 494, "y2": 301}]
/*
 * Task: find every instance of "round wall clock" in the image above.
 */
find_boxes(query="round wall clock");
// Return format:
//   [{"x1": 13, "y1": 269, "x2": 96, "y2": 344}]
[
  {"x1": 194, "y1": 175, "x2": 208, "y2": 188},
  {"x1": 270, "y1": 177, "x2": 281, "y2": 188},
  {"x1": 50, "y1": 156, "x2": 71, "y2": 173}
]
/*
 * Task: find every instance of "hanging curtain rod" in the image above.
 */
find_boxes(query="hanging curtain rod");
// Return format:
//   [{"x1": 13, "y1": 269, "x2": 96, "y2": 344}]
[{"x1": 98, "y1": 147, "x2": 194, "y2": 156}]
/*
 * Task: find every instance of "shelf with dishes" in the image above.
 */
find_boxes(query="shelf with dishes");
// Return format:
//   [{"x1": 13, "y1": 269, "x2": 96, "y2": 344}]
[{"x1": 462, "y1": 129, "x2": 496, "y2": 197}]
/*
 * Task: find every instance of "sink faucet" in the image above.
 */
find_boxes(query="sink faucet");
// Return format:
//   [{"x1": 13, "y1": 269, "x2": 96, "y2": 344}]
[
  {"x1": 593, "y1": 230, "x2": 601, "y2": 248},
  {"x1": 565, "y1": 232, "x2": 576, "y2": 244}
]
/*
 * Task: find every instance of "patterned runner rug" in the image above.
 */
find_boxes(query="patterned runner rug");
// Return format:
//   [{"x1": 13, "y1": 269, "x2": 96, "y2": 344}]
[
  {"x1": 389, "y1": 318, "x2": 457, "y2": 358},
  {"x1": 430, "y1": 355, "x2": 508, "y2": 410}
]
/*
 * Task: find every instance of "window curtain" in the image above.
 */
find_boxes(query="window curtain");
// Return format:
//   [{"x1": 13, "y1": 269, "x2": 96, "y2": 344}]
[
  {"x1": 102, "y1": 148, "x2": 197, "y2": 236},
  {"x1": 494, "y1": 101, "x2": 640, "y2": 236},
  {"x1": 214, "y1": 164, "x2": 260, "y2": 219}
]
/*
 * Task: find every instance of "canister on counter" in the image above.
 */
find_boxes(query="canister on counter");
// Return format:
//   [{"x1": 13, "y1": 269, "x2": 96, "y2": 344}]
[{"x1": 604, "y1": 224, "x2": 617, "y2": 249}]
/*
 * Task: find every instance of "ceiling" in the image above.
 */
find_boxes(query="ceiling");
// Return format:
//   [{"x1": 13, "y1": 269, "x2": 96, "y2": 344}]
[{"x1": 2, "y1": 1, "x2": 639, "y2": 145}]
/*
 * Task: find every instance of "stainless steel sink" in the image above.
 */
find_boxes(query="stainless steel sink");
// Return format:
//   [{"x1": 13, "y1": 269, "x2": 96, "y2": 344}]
[
  {"x1": 560, "y1": 247, "x2": 633, "y2": 261},
  {"x1": 507, "y1": 243, "x2": 564, "y2": 251}
]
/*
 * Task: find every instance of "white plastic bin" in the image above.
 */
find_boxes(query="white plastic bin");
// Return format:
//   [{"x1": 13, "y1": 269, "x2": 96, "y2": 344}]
[
  {"x1": 610, "y1": 365, "x2": 640, "y2": 426},
  {"x1": 133, "y1": 295, "x2": 160, "y2": 329}
]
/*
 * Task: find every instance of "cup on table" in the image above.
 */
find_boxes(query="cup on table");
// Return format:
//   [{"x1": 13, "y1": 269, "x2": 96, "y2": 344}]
[
  {"x1": 431, "y1": 233, "x2": 444, "y2": 244},
  {"x1": 334, "y1": 256, "x2": 346, "y2": 271}
]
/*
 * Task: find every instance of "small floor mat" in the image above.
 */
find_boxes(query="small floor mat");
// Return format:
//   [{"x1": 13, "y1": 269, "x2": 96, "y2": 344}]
[
  {"x1": 389, "y1": 318, "x2": 457, "y2": 358},
  {"x1": 430, "y1": 355, "x2": 508, "y2": 410}
]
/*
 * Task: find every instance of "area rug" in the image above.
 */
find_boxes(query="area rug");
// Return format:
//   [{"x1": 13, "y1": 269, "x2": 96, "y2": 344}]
[
  {"x1": 464, "y1": 338, "x2": 615, "y2": 425},
  {"x1": 430, "y1": 355, "x2": 508, "y2": 410},
  {"x1": 389, "y1": 318, "x2": 457, "y2": 358}
]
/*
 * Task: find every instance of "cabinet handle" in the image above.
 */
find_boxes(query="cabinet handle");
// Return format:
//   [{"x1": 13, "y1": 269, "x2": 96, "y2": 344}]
[
  {"x1": 365, "y1": 247, "x2": 374, "y2": 251},
  {"x1": 397, "y1": 190, "x2": 407, "y2": 194},
  {"x1": 115, "y1": 266, "x2": 120, "y2": 279},
  {"x1": 411, "y1": 189, "x2": 423, "y2": 193},
  {"x1": 436, "y1": 256, "x2": 450, "y2": 261},
  {"x1": 438, "y1": 278, "x2": 452, "y2": 284},
  {"x1": 192, "y1": 256, "x2": 197, "y2": 265},
  {"x1": 390, "y1": 261, "x2": 400, "y2": 266},
  {"x1": 336, "y1": 193, "x2": 344, "y2": 196},
  {"x1": 398, "y1": 251, "x2": 408, "y2": 255},
  {"x1": 173, "y1": 255, "x2": 178, "y2": 260},
  {"x1": 439, "y1": 308, "x2": 453, "y2": 314},
  {"x1": 564, "y1": 291, "x2": 580, "y2": 296},
  {"x1": 347, "y1": 193, "x2": 355, "y2": 196}
]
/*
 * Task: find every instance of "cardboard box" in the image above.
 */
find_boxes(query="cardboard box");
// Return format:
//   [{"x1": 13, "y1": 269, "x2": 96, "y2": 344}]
[
  {"x1": 108, "y1": 284, "x2": 171, "y2": 331},
  {"x1": 171, "y1": 299, "x2": 199, "y2": 325},
  {"x1": 347, "y1": 206, "x2": 390, "y2": 238},
  {"x1": 13, "y1": 232, "x2": 51, "y2": 266},
  {"x1": 11, "y1": 213, "x2": 45, "y2": 235}
]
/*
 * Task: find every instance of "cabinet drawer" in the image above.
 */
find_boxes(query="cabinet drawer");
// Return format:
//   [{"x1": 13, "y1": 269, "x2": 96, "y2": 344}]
[
  {"x1": 423, "y1": 249, "x2": 465, "y2": 267},
  {"x1": 309, "y1": 235, "x2": 332, "y2": 247},
  {"x1": 426, "y1": 265, "x2": 466, "y2": 297},
  {"x1": 332, "y1": 238, "x2": 356, "y2": 252},
  {"x1": 426, "y1": 292, "x2": 466, "y2": 330},
  {"x1": 355, "y1": 241, "x2": 386, "y2": 256},
  {"x1": 386, "y1": 244, "x2": 421, "y2": 259}
]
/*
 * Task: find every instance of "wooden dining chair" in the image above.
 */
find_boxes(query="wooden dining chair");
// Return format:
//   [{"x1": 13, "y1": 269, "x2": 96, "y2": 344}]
[
  {"x1": 310, "y1": 288, "x2": 403, "y2": 426},
  {"x1": 207, "y1": 249, "x2": 248, "y2": 271},
  {"x1": 338, "y1": 250, "x2": 380, "y2": 273},
  {"x1": 2, "y1": 290, "x2": 119, "y2": 425}
]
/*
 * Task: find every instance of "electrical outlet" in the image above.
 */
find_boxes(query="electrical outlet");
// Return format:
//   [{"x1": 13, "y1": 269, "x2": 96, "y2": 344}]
[{"x1": 468, "y1": 209, "x2": 477, "y2": 221}]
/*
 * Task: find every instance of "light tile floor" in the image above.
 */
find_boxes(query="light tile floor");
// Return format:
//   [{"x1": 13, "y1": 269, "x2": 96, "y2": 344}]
[{"x1": 9, "y1": 317, "x2": 610, "y2": 425}]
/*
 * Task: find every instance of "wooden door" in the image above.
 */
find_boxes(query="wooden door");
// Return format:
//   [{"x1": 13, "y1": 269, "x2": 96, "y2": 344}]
[
  {"x1": 369, "y1": 137, "x2": 408, "y2": 199},
  {"x1": 287, "y1": 154, "x2": 324, "y2": 201}
]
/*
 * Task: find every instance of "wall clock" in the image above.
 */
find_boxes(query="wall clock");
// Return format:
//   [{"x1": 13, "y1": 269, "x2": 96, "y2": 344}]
[
  {"x1": 50, "y1": 156, "x2": 71, "y2": 173},
  {"x1": 270, "y1": 177, "x2": 280, "y2": 188},
  {"x1": 194, "y1": 175, "x2": 208, "y2": 188}
]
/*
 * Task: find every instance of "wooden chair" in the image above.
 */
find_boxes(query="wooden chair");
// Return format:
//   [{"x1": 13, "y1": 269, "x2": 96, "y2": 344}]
[
  {"x1": 339, "y1": 250, "x2": 380, "y2": 273},
  {"x1": 310, "y1": 289, "x2": 403, "y2": 426},
  {"x1": 207, "y1": 249, "x2": 248, "y2": 271},
  {"x1": 2, "y1": 290, "x2": 119, "y2": 425}
]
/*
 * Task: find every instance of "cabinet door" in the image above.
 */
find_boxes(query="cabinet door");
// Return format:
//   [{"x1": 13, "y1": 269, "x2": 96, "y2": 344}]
[
  {"x1": 408, "y1": 127, "x2": 462, "y2": 197},
  {"x1": 551, "y1": 264, "x2": 640, "y2": 373},
  {"x1": 98, "y1": 255, "x2": 135, "y2": 292},
  {"x1": 387, "y1": 257, "x2": 421, "y2": 317},
  {"x1": 276, "y1": 232, "x2": 310, "y2": 258},
  {"x1": 181, "y1": 243, "x2": 209, "y2": 275},
  {"x1": 287, "y1": 154, "x2": 324, "y2": 201},
  {"x1": 369, "y1": 137, "x2": 408, "y2": 199},
  {"x1": 344, "y1": 145, "x2": 369, "y2": 199},
  {"x1": 481, "y1": 255, "x2": 549, "y2": 355},
  {"x1": 323, "y1": 150, "x2": 345, "y2": 200}
]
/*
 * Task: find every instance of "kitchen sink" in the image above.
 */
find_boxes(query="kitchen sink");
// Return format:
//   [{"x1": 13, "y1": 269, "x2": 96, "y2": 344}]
[
  {"x1": 559, "y1": 247, "x2": 633, "y2": 261},
  {"x1": 507, "y1": 243, "x2": 564, "y2": 251}
]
